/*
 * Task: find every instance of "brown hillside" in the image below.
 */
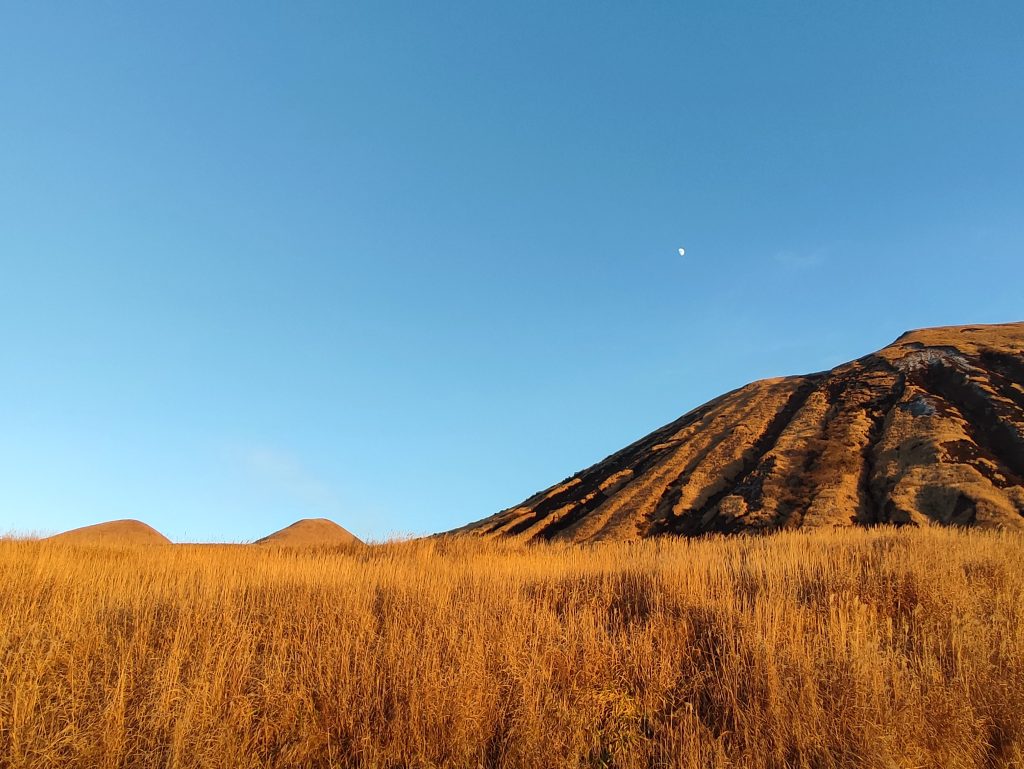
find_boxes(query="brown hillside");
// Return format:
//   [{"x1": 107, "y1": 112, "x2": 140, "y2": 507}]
[
  {"x1": 459, "y1": 321, "x2": 1024, "y2": 542},
  {"x1": 49, "y1": 519, "x2": 171, "y2": 545},
  {"x1": 255, "y1": 518, "x2": 361, "y2": 547}
]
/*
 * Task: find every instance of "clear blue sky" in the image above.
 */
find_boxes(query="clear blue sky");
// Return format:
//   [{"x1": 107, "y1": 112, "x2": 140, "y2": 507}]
[{"x1": 2, "y1": 2, "x2": 1022, "y2": 541}]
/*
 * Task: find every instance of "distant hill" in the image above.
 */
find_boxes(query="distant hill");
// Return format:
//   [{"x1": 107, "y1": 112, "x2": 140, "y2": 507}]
[
  {"x1": 255, "y1": 518, "x2": 361, "y2": 547},
  {"x1": 457, "y1": 322, "x2": 1024, "y2": 542},
  {"x1": 48, "y1": 519, "x2": 171, "y2": 545}
]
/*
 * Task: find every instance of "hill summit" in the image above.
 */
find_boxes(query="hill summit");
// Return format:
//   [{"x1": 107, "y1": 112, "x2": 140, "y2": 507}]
[
  {"x1": 255, "y1": 518, "x2": 361, "y2": 547},
  {"x1": 48, "y1": 519, "x2": 171, "y2": 545},
  {"x1": 458, "y1": 322, "x2": 1024, "y2": 542}
]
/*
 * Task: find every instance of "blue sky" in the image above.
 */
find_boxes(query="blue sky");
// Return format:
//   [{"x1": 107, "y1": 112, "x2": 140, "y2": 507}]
[{"x1": 2, "y1": 2, "x2": 1022, "y2": 541}]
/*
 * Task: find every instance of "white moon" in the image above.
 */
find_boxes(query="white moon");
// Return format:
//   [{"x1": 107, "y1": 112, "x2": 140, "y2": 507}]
[{"x1": 678, "y1": 247, "x2": 686, "y2": 257}]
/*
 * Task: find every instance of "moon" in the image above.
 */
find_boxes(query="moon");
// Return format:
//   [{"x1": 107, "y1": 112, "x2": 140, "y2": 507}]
[{"x1": 678, "y1": 247, "x2": 686, "y2": 257}]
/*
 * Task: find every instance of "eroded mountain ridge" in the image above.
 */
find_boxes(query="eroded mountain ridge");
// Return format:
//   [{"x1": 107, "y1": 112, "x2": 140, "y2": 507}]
[{"x1": 459, "y1": 322, "x2": 1024, "y2": 542}]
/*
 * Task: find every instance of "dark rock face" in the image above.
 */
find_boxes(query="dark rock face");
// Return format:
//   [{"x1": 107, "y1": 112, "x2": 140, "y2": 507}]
[{"x1": 458, "y1": 322, "x2": 1024, "y2": 542}]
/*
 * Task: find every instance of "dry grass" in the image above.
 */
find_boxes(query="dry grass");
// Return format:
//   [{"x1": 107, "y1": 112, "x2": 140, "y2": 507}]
[{"x1": 1, "y1": 527, "x2": 1022, "y2": 768}]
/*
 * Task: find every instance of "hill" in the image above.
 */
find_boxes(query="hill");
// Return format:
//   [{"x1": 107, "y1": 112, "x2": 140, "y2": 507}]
[
  {"x1": 48, "y1": 519, "x2": 172, "y2": 545},
  {"x1": 255, "y1": 518, "x2": 361, "y2": 547},
  {"x1": 458, "y1": 321, "x2": 1024, "y2": 542}
]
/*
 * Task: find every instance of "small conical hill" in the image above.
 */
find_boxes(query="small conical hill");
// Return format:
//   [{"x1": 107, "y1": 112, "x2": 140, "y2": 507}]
[
  {"x1": 49, "y1": 519, "x2": 172, "y2": 545},
  {"x1": 255, "y1": 518, "x2": 361, "y2": 547}
]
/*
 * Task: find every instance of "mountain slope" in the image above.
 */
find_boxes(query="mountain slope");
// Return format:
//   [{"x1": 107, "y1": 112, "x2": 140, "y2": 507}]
[
  {"x1": 458, "y1": 322, "x2": 1024, "y2": 542},
  {"x1": 48, "y1": 519, "x2": 172, "y2": 545}
]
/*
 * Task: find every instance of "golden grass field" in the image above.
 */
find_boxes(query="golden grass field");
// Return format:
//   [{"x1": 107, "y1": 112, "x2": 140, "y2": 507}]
[{"x1": 1, "y1": 527, "x2": 1022, "y2": 768}]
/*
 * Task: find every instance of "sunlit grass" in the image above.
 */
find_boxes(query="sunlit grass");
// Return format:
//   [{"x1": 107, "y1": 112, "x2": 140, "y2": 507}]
[{"x1": 1, "y1": 527, "x2": 1021, "y2": 768}]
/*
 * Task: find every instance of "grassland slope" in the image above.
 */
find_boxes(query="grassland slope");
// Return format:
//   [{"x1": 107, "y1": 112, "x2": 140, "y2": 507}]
[{"x1": 1, "y1": 528, "x2": 1021, "y2": 768}]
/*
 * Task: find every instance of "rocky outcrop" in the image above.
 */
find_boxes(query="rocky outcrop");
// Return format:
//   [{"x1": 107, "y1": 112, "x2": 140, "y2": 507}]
[{"x1": 457, "y1": 322, "x2": 1024, "y2": 542}]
